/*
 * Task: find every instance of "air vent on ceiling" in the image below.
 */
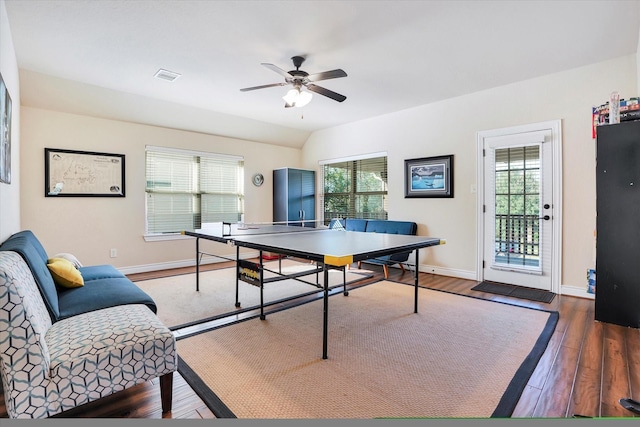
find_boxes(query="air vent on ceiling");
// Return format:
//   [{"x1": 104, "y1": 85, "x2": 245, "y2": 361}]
[{"x1": 154, "y1": 69, "x2": 181, "y2": 82}]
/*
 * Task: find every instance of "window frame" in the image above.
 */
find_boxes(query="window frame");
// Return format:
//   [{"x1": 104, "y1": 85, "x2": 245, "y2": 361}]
[
  {"x1": 320, "y1": 152, "x2": 388, "y2": 225},
  {"x1": 144, "y1": 145, "x2": 244, "y2": 240}
]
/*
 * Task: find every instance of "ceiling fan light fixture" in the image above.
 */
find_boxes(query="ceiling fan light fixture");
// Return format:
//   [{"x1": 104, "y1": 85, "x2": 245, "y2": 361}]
[
  {"x1": 282, "y1": 87, "x2": 312, "y2": 108},
  {"x1": 283, "y1": 88, "x2": 299, "y2": 105},
  {"x1": 296, "y1": 90, "x2": 312, "y2": 107}
]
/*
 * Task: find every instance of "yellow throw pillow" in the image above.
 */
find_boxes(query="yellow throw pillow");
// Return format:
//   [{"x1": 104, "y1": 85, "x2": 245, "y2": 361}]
[{"x1": 47, "y1": 257, "x2": 84, "y2": 288}]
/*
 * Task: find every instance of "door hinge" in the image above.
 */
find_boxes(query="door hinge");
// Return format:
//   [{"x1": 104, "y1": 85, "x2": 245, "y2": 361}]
[
  {"x1": 483, "y1": 205, "x2": 486, "y2": 213},
  {"x1": 482, "y1": 149, "x2": 486, "y2": 157},
  {"x1": 482, "y1": 260, "x2": 485, "y2": 268}
]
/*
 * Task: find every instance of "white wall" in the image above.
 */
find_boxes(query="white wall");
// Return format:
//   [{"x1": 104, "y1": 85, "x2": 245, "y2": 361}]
[
  {"x1": 0, "y1": 0, "x2": 21, "y2": 241},
  {"x1": 302, "y1": 55, "x2": 638, "y2": 295},
  {"x1": 20, "y1": 107, "x2": 301, "y2": 270}
]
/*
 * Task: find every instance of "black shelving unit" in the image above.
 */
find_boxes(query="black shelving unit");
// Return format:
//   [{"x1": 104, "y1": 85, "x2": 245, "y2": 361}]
[{"x1": 595, "y1": 120, "x2": 640, "y2": 328}]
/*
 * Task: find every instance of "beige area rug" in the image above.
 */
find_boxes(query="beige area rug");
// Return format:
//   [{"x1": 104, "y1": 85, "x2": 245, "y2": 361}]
[
  {"x1": 176, "y1": 280, "x2": 558, "y2": 419},
  {"x1": 136, "y1": 259, "x2": 373, "y2": 328}
]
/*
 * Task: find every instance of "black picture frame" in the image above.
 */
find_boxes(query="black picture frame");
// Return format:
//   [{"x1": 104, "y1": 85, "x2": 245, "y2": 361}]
[
  {"x1": 404, "y1": 155, "x2": 453, "y2": 198},
  {"x1": 45, "y1": 148, "x2": 125, "y2": 197},
  {"x1": 0, "y1": 73, "x2": 12, "y2": 184}
]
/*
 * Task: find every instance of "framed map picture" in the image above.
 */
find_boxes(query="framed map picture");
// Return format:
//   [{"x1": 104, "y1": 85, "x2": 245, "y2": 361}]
[
  {"x1": 0, "y1": 73, "x2": 12, "y2": 184},
  {"x1": 45, "y1": 148, "x2": 125, "y2": 197}
]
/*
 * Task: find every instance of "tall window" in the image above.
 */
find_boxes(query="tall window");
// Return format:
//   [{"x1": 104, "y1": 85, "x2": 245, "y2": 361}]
[
  {"x1": 145, "y1": 146, "x2": 244, "y2": 234},
  {"x1": 321, "y1": 154, "x2": 388, "y2": 224},
  {"x1": 493, "y1": 145, "x2": 541, "y2": 267}
]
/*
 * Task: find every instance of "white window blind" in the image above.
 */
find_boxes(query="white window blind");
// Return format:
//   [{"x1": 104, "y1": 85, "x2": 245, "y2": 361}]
[
  {"x1": 322, "y1": 155, "x2": 388, "y2": 224},
  {"x1": 145, "y1": 147, "x2": 244, "y2": 234}
]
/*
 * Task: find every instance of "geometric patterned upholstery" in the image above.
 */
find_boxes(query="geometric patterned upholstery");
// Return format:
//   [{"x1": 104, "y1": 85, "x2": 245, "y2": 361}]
[{"x1": 0, "y1": 251, "x2": 177, "y2": 418}]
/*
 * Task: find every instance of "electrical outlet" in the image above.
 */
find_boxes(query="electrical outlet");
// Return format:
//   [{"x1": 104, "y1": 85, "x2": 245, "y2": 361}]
[{"x1": 110, "y1": 248, "x2": 117, "y2": 258}]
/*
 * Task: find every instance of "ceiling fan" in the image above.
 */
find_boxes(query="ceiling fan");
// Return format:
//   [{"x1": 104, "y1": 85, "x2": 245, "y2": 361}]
[{"x1": 240, "y1": 56, "x2": 347, "y2": 108}]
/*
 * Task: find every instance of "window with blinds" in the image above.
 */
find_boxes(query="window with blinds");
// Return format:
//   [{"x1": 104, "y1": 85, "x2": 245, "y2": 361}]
[
  {"x1": 322, "y1": 155, "x2": 388, "y2": 224},
  {"x1": 493, "y1": 145, "x2": 541, "y2": 268},
  {"x1": 145, "y1": 146, "x2": 244, "y2": 234}
]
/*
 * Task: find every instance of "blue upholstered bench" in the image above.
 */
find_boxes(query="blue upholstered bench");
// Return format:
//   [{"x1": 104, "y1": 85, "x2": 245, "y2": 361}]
[{"x1": 329, "y1": 218, "x2": 418, "y2": 278}]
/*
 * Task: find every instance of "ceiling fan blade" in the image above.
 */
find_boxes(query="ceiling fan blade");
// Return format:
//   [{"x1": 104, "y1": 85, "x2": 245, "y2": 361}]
[
  {"x1": 306, "y1": 84, "x2": 347, "y2": 102},
  {"x1": 306, "y1": 69, "x2": 347, "y2": 82},
  {"x1": 261, "y1": 63, "x2": 293, "y2": 79},
  {"x1": 240, "y1": 82, "x2": 287, "y2": 92}
]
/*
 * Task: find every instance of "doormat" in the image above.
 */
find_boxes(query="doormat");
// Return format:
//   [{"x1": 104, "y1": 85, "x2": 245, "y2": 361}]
[{"x1": 471, "y1": 281, "x2": 556, "y2": 304}]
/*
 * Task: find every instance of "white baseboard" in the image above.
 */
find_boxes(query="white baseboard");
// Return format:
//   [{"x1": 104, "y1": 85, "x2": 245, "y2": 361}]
[
  {"x1": 117, "y1": 250, "x2": 260, "y2": 275},
  {"x1": 417, "y1": 264, "x2": 477, "y2": 281},
  {"x1": 559, "y1": 284, "x2": 595, "y2": 300}
]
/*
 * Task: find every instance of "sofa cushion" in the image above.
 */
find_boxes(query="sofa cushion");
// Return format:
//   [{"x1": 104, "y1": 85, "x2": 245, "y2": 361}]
[
  {"x1": 364, "y1": 220, "x2": 417, "y2": 235},
  {"x1": 47, "y1": 258, "x2": 84, "y2": 288},
  {"x1": 56, "y1": 276, "x2": 157, "y2": 320},
  {"x1": 0, "y1": 231, "x2": 61, "y2": 320},
  {"x1": 45, "y1": 304, "x2": 177, "y2": 415},
  {"x1": 51, "y1": 252, "x2": 83, "y2": 269},
  {"x1": 345, "y1": 219, "x2": 368, "y2": 232},
  {"x1": 78, "y1": 264, "x2": 126, "y2": 282}
]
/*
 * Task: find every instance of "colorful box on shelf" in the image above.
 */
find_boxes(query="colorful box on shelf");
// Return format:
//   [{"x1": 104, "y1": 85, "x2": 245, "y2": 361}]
[{"x1": 592, "y1": 96, "x2": 640, "y2": 138}]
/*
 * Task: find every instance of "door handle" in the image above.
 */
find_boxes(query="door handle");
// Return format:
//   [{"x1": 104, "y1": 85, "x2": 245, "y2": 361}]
[{"x1": 539, "y1": 215, "x2": 550, "y2": 220}]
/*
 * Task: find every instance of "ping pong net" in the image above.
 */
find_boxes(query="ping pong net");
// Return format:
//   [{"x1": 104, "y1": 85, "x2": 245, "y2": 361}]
[{"x1": 199, "y1": 221, "x2": 327, "y2": 238}]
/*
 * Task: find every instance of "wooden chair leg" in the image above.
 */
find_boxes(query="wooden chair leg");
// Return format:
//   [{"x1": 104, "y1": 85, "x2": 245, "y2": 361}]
[
  {"x1": 160, "y1": 372, "x2": 174, "y2": 413},
  {"x1": 357, "y1": 261, "x2": 362, "y2": 269},
  {"x1": 399, "y1": 264, "x2": 406, "y2": 273},
  {"x1": 383, "y1": 265, "x2": 389, "y2": 279}
]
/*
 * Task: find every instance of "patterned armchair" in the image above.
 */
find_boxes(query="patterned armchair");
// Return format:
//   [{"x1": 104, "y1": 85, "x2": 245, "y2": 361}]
[{"x1": 0, "y1": 251, "x2": 177, "y2": 418}]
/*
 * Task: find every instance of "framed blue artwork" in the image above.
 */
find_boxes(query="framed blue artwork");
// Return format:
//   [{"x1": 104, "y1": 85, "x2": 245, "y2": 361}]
[{"x1": 404, "y1": 154, "x2": 453, "y2": 198}]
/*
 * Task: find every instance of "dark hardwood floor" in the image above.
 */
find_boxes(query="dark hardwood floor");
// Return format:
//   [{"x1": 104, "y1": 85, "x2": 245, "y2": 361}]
[{"x1": 1, "y1": 260, "x2": 638, "y2": 419}]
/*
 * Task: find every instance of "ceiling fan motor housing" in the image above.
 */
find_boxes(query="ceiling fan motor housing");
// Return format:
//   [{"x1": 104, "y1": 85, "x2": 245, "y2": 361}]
[
  {"x1": 289, "y1": 56, "x2": 309, "y2": 82},
  {"x1": 291, "y1": 55, "x2": 306, "y2": 69}
]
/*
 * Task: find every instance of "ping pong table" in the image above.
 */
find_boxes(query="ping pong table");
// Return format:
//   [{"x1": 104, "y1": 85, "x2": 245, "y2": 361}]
[{"x1": 182, "y1": 222, "x2": 444, "y2": 359}]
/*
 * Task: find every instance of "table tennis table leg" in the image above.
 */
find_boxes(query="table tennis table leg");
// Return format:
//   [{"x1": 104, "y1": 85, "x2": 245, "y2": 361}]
[
  {"x1": 342, "y1": 266, "x2": 348, "y2": 296},
  {"x1": 323, "y1": 265, "x2": 329, "y2": 359},
  {"x1": 235, "y1": 245, "x2": 241, "y2": 308},
  {"x1": 414, "y1": 249, "x2": 419, "y2": 313},
  {"x1": 195, "y1": 237, "x2": 200, "y2": 292},
  {"x1": 259, "y1": 251, "x2": 266, "y2": 320}
]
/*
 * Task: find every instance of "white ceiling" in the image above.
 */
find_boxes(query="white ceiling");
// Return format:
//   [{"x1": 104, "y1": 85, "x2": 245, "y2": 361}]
[{"x1": 5, "y1": 0, "x2": 640, "y2": 148}]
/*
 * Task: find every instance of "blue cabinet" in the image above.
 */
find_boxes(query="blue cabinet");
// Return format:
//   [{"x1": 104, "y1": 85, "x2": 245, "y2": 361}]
[{"x1": 273, "y1": 168, "x2": 315, "y2": 227}]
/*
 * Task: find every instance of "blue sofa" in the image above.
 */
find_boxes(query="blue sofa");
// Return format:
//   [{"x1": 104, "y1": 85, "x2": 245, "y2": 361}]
[
  {"x1": 0, "y1": 229, "x2": 156, "y2": 322},
  {"x1": 330, "y1": 218, "x2": 418, "y2": 278}
]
